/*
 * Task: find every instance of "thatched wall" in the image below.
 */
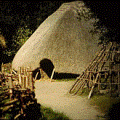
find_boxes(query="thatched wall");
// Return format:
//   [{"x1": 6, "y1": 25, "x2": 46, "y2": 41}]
[{"x1": 12, "y1": 1, "x2": 101, "y2": 75}]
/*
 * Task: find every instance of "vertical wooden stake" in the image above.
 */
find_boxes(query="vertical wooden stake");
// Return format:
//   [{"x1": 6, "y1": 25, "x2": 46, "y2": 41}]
[
  {"x1": 26, "y1": 76, "x2": 28, "y2": 88},
  {"x1": 51, "y1": 68, "x2": 55, "y2": 80},
  {"x1": 18, "y1": 67, "x2": 21, "y2": 85},
  {"x1": 35, "y1": 71, "x2": 39, "y2": 80},
  {"x1": 9, "y1": 76, "x2": 13, "y2": 99},
  {"x1": 21, "y1": 75, "x2": 23, "y2": 88},
  {"x1": 23, "y1": 76, "x2": 25, "y2": 88},
  {"x1": 30, "y1": 71, "x2": 33, "y2": 91}
]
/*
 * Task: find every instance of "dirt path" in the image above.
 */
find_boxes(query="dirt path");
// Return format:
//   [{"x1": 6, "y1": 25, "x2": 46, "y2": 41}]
[{"x1": 35, "y1": 81, "x2": 105, "y2": 120}]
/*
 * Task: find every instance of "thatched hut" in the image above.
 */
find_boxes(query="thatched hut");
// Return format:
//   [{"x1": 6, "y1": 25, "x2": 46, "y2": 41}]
[{"x1": 12, "y1": 1, "x2": 101, "y2": 79}]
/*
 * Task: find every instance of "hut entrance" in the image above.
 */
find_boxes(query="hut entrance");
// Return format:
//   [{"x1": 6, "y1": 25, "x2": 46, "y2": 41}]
[{"x1": 40, "y1": 59, "x2": 54, "y2": 79}]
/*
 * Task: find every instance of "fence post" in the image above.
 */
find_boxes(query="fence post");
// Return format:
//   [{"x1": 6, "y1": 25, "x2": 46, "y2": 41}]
[
  {"x1": 30, "y1": 71, "x2": 33, "y2": 91},
  {"x1": 21, "y1": 75, "x2": 24, "y2": 88},
  {"x1": 51, "y1": 68, "x2": 55, "y2": 80},
  {"x1": 18, "y1": 67, "x2": 21, "y2": 85},
  {"x1": 26, "y1": 76, "x2": 28, "y2": 88},
  {"x1": 9, "y1": 76, "x2": 13, "y2": 99}
]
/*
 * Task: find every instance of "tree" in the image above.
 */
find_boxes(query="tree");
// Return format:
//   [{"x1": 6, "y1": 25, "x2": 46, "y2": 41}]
[
  {"x1": 0, "y1": 34, "x2": 6, "y2": 49},
  {"x1": 3, "y1": 20, "x2": 33, "y2": 57}
]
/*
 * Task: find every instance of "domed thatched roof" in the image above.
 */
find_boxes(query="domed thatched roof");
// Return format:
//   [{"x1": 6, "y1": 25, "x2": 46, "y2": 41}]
[{"x1": 12, "y1": 1, "x2": 101, "y2": 75}]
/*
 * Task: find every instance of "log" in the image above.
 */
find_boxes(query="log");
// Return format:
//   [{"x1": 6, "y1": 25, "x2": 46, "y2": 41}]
[
  {"x1": 2, "y1": 104, "x2": 14, "y2": 113},
  {"x1": 14, "y1": 113, "x2": 21, "y2": 120},
  {"x1": 4, "y1": 99, "x2": 18, "y2": 106}
]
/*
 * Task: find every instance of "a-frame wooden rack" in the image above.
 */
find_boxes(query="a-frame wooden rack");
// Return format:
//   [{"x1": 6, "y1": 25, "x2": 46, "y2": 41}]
[{"x1": 69, "y1": 42, "x2": 120, "y2": 99}]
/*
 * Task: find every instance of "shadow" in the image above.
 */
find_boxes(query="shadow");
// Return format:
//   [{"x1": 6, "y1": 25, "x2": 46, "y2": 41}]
[
  {"x1": 53, "y1": 72, "x2": 79, "y2": 79},
  {"x1": 106, "y1": 101, "x2": 120, "y2": 120},
  {"x1": 22, "y1": 103, "x2": 42, "y2": 120}
]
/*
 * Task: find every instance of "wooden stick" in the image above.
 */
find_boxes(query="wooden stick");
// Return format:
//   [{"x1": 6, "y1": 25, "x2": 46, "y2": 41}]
[
  {"x1": 29, "y1": 72, "x2": 33, "y2": 91},
  {"x1": 4, "y1": 99, "x2": 18, "y2": 106},
  {"x1": 12, "y1": 69, "x2": 17, "y2": 75},
  {"x1": 88, "y1": 73, "x2": 99, "y2": 99},
  {"x1": 2, "y1": 105, "x2": 14, "y2": 113},
  {"x1": 35, "y1": 71, "x2": 39, "y2": 80},
  {"x1": 25, "y1": 76, "x2": 28, "y2": 88},
  {"x1": 21, "y1": 75, "x2": 24, "y2": 88},
  {"x1": 69, "y1": 78, "x2": 80, "y2": 93},
  {"x1": 51, "y1": 68, "x2": 55, "y2": 80},
  {"x1": 9, "y1": 76, "x2": 13, "y2": 88},
  {"x1": 14, "y1": 113, "x2": 21, "y2": 120}
]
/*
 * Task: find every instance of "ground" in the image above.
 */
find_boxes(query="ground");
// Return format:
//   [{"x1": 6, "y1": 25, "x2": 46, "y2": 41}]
[{"x1": 35, "y1": 80, "x2": 105, "y2": 120}]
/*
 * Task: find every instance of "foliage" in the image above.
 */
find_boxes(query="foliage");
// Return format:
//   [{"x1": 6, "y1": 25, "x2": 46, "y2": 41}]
[
  {"x1": 2, "y1": 21, "x2": 33, "y2": 60},
  {"x1": 12, "y1": 21, "x2": 33, "y2": 54},
  {"x1": 0, "y1": 34, "x2": 6, "y2": 49},
  {"x1": 89, "y1": 94, "x2": 120, "y2": 119},
  {"x1": 75, "y1": 2, "x2": 110, "y2": 45}
]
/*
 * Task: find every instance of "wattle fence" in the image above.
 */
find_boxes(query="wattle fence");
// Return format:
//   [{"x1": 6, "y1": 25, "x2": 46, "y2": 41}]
[{"x1": 0, "y1": 63, "x2": 39, "y2": 120}]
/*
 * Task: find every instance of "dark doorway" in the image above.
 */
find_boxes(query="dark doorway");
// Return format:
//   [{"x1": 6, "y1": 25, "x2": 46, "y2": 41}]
[
  {"x1": 39, "y1": 58, "x2": 54, "y2": 78},
  {"x1": 33, "y1": 58, "x2": 79, "y2": 80}
]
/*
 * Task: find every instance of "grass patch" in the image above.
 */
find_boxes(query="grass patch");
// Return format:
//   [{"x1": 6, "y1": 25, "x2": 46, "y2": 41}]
[
  {"x1": 40, "y1": 106, "x2": 70, "y2": 120},
  {"x1": 89, "y1": 94, "x2": 120, "y2": 119},
  {"x1": 89, "y1": 94, "x2": 120, "y2": 112},
  {"x1": 73, "y1": 86, "x2": 120, "y2": 119}
]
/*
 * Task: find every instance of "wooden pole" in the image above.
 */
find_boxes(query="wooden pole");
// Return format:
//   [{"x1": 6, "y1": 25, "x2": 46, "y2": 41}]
[
  {"x1": 24, "y1": 75, "x2": 26, "y2": 88},
  {"x1": 51, "y1": 68, "x2": 55, "y2": 80},
  {"x1": 18, "y1": 67, "x2": 21, "y2": 85},
  {"x1": 9, "y1": 76, "x2": 13, "y2": 99},
  {"x1": 35, "y1": 71, "x2": 39, "y2": 80},
  {"x1": 22, "y1": 75, "x2": 24, "y2": 88},
  {"x1": 25, "y1": 76, "x2": 28, "y2": 88},
  {"x1": 30, "y1": 71, "x2": 33, "y2": 91},
  {"x1": 88, "y1": 73, "x2": 99, "y2": 99}
]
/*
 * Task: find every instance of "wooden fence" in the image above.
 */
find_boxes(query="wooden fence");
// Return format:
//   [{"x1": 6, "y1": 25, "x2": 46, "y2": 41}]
[
  {"x1": 69, "y1": 42, "x2": 120, "y2": 99},
  {"x1": 0, "y1": 63, "x2": 37, "y2": 120}
]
